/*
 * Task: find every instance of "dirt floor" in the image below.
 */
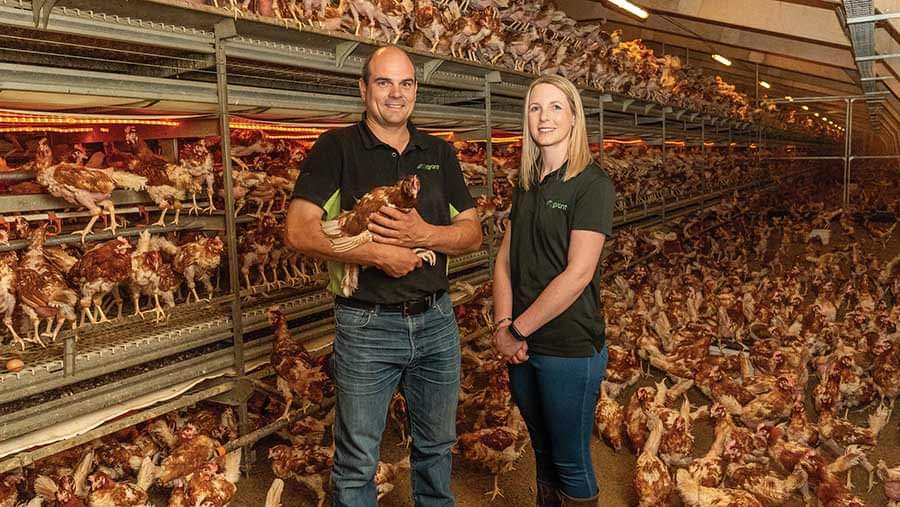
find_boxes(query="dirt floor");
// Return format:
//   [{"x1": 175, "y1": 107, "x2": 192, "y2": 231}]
[{"x1": 219, "y1": 382, "x2": 900, "y2": 507}]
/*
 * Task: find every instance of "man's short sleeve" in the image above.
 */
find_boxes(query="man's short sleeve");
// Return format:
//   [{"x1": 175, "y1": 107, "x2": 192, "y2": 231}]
[
  {"x1": 571, "y1": 169, "x2": 615, "y2": 237},
  {"x1": 443, "y1": 144, "x2": 476, "y2": 217},
  {"x1": 292, "y1": 131, "x2": 341, "y2": 209}
]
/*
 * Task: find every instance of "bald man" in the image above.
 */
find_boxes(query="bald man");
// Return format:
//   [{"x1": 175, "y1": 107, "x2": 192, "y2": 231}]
[{"x1": 285, "y1": 46, "x2": 482, "y2": 506}]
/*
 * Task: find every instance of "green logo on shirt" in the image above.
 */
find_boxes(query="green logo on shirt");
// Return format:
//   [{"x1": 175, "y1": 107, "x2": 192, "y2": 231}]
[
  {"x1": 416, "y1": 163, "x2": 441, "y2": 172},
  {"x1": 546, "y1": 199, "x2": 568, "y2": 211}
]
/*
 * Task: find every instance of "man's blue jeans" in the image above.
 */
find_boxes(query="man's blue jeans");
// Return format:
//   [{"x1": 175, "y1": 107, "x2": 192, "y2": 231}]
[
  {"x1": 331, "y1": 293, "x2": 459, "y2": 507},
  {"x1": 508, "y1": 345, "x2": 608, "y2": 500}
]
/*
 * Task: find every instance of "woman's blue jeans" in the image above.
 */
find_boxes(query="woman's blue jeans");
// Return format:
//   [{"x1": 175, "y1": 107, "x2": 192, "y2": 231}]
[
  {"x1": 508, "y1": 345, "x2": 608, "y2": 500},
  {"x1": 330, "y1": 293, "x2": 460, "y2": 507}
]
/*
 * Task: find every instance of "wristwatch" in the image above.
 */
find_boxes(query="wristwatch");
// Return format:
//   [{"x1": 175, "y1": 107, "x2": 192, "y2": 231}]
[{"x1": 508, "y1": 321, "x2": 526, "y2": 342}]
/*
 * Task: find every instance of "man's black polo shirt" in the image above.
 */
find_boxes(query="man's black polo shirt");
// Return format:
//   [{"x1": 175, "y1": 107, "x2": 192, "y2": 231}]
[
  {"x1": 292, "y1": 119, "x2": 475, "y2": 304},
  {"x1": 509, "y1": 161, "x2": 615, "y2": 357}
]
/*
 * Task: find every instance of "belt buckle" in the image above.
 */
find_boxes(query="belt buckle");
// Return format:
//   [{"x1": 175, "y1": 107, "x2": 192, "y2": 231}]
[{"x1": 402, "y1": 295, "x2": 430, "y2": 316}]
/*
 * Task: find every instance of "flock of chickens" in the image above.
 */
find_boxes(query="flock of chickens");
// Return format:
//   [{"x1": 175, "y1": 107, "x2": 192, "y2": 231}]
[
  {"x1": 1, "y1": 124, "x2": 897, "y2": 505},
  {"x1": 184, "y1": 0, "x2": 771, "y2": 124},
  {"x1": 0, "y1": 129, "x2": 330, "y2": 353}
]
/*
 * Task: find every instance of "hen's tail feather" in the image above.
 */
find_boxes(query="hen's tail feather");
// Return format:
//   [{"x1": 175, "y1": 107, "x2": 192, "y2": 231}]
[
  {"x1": 265, "y1": 478, "x2": 285, "y2": 507},
  {"x1": 73, "y1": 450, "x2": 94, "y2": 497},
  {"x1": 110, "y1": 170, "x2": 147, "y2": 191},
  {"x1": 33, "y1": 476, "x2": 58, "y2": 500},
  {"x1": 224, "y1": 448, "x2": 243, "y2": 484},
  {"x1": 136, "y1": 456, "x2": 155, "y2": 491},
  {"x1": 24, "y1": 497, "x2": 43, "y2": 507},
  {"x1": 868, "y1": 402, "x2": 893, "y2": 437},
  {"x1": 321, "y1": 219, "x2": 343, "y2": 238},
  {"x1": 329, "y1": 230, "x2": 373, "y2": 253}
]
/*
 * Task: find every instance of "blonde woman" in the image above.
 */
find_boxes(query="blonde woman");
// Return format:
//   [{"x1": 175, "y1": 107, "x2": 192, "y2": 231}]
[{"x1": 492, "y1": 75, "x2": 615, "y2": 506}]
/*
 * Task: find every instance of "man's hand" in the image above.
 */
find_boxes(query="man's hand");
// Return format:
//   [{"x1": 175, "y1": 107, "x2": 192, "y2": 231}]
[
  {"x1": 374, "y1": 244, "x2": 423, "y2": 278},
  {"x1": 369, "y1": 206, "x2": 434, "y2": 248},
  {"x1": 493, "y1": 325, "x2": 529, "y2": 364}
]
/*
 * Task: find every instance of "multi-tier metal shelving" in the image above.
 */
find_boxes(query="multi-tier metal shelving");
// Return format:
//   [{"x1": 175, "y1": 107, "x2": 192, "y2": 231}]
[{"x1": 0, "y1": 0, "x2": 824, "y2": 474}]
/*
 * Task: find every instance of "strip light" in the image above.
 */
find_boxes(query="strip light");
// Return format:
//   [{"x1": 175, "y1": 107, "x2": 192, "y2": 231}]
[
  {"x1": 604, "y1": 139, "x2": 644, "y2": 145},
  {"x1": 267, "y1": 134, "x2": 322, "y2": 140},
  {"x1": 607, "y1": 0, "x2": 649, "y2": 20},
  {"x1": 712, "y1": 54, "x2": 732, "y2": 66},
  {"x1": 759, "y1": 81, "x2": 771, "y2": 89},
  {"x1": 465, "y1": 136, "x2": 523, "y2": 144},
  {"x1": 0, "y1": 126, "x2": 94, "y2": 134},
  {"x1": 0, "y1": 116, "x2": 178, "y2": 126},
  {"x1": 229, "y1": 123, "x2": 327, "y2": 133}
]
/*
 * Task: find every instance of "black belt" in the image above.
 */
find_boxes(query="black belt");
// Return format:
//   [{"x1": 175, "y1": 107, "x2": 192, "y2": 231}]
[{"x1": 335, "y1": 291, "x2": 445, "y2": 316}]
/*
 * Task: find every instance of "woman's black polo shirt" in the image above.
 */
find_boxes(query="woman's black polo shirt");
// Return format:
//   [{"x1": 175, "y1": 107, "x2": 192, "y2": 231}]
[
  {"x1": 509, "y1": 161, "x2": 615, "y2": 357},
  {"x1": 291, "y1": 120, "x2": 475, "y2": 304}
]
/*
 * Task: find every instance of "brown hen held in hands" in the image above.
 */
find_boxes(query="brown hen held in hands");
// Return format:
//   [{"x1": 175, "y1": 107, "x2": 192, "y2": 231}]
[{"x1": 321, "y1": 174, "x2": 436, "y2": 296}]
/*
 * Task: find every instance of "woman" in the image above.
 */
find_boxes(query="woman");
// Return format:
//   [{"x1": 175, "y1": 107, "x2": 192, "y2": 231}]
[{"x1": 492, "y1": 74, "x2": 615, "y2": 507}]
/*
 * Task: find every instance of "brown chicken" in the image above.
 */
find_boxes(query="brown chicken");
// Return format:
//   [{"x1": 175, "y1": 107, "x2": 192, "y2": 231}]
[
  {"x1": 177, "y1": 139, "x2": 216, "y2": 215},
  {"x1": 173, "y1": 235, "x2": 224, "y2": 303},
  {"x1": 634, "y1": 413, "x2": 672, "y2": 507},
  {"x1": 594, "y1": 381, "x2": 625, "y2": 452},
  {"x1": 725, "y1": 461, "x2": 808, "y2": 506},
  {"x1": 109, "y1": 127, "x2": 189, "y2": 226},
  {"x1": 15, "y1": 223, "x2": 78, "y2": 344},
  {"x1": 374, "y1": 457, "x2": 411, "y2": 500},
  {"x1": 126, "y1": 231, "x2": 175, "y2": 322},
  {"x1": 687, "y1": 404, "x2": 731, "y2": 487},
  {"x1": 33, "y1": 450, "x2": 94, "y2": 506},
  {"x1": 676, "y1": 468, "x2": 763, "y2": 507},
  {"x1": 86, "y1": 457, "x2": 153, "y2": 507},
  {"x1": 0, "y1": 251, "x2": 22, "y2": 348},
  {"x1": 154, "y1": 425, "x2": 225, "y2": 485},
  {"x1": 877, "y1": 460, "x2": 900, "y2": 506},
  {"x1": 33, "y1": 138, "x2": 146, "y2": 240},
  {"x1": 455, "y1": 425, "x2": 528, "y2": 500},
  {"x1": 67, "y1": 237, "x2": 133, "y2": 325},
  {"x1": 269, "y1": 442, "x2": 334, "y2": 507},
  {"x1": 268, "y1": 305, "x2": 333, "y2": 420},
  {"x1": 239, "y1": 214, "x2": 279, "y2": 290},
  {"x1": 167, "y1": 450, "x2": 240, "y2": 507},
  {"x1": 321, "y1": 174, "x2": 436, "y2": 296},
  {"x1": 817, "y1": 401, "x2": 891, "y2": 448}
]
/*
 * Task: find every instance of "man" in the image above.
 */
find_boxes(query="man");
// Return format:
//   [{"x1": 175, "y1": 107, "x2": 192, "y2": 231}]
[{"x1": 285, "y1": 45, "x2": 482, "y2": 506}]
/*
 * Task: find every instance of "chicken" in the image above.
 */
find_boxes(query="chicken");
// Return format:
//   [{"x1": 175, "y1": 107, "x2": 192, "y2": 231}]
[
  {"x1": 676, "y1": 468, "x2": 763, "y2": 507},
  {"x1": 86, "y1": 457, "x2": 153, "y2": 507},
  {"x1": 154, "y1": 425, "x2": 225, "y2": 485},
  {"x1": 15, "y1": 223, "x2": 78, "y2": 344},
  {"x1": 268, "y1": 305, "x2": 333, "y2": 420},
  {"x1": 167, "y1": 450, "x2": 240, "y2": 507},
  {"x1": 67, "y1": 237, "x2": 133, "y2": 325},
  {"x1": 269, "y1": 443, "x2": 333, "y2": 507},
  {"x1": 659, "y1": 397, "x2": 706, "y2": 467},
  {"x1": 111, "y1": 127, "x2": 188, "y2": 226},
  {"x1": 126, "y1": 231, "x2": 172, "y2": 322},
  {"x1": 95, "y1": 438, "x2": 154, "y2": 479},
  {"x1": 724, "y1": 462, "x2": 808, "y2": 506},
  {"x1": 0, "y1": 251, "x2": 22, "y2": 348},
  {"x1": 687, "y1": 404, "x2": 731, "y2": 487},
  {"x1": 634, "y1": 413, "x2": 672, "y2": 507},
  {"x1": 594, "y1": 381, "x2": 625, "y2": 452},
  {"x1": 34, "y1": 450, "x2": 94, "y2": 506},
  {"x1": 719, "y1": 376, "x2": 795, "y2": 429},
  {"x1": 177, "y1": 139, "x2": 216, "y2": 215},
  {"x1": 374, "y1": 457, "x2": 410, "y2": 500},
  {"x1": 455, "y1": 425, "x2": 528, "y2": 500},
  {"x1": 389, "y1": 391, "x2": 411, "y2": 447},
  {"x1": 817, "y1": 401, "x2": 891, "y2": 448},
  {"x1": 173, "y1": 235, "x2": 224, "y2": 303},
  {"x1": 877, "y1": 460, "x2": 900, "y2": 507},
  {"x1": 239, "y1": 214, "x2": 279, "y2": 289},
  {"x1": 184, "y1": 404, "x2": 238, "y2": 443},
  {"x1": 321, "y1": 175, "x2": 436, "y2": 296},
  {"x1": 780, "y1": 402, "x2": 819, "y2": 447},
  {"x1": 32, "y1": 138, "x2": 146, "y2": 241}
]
